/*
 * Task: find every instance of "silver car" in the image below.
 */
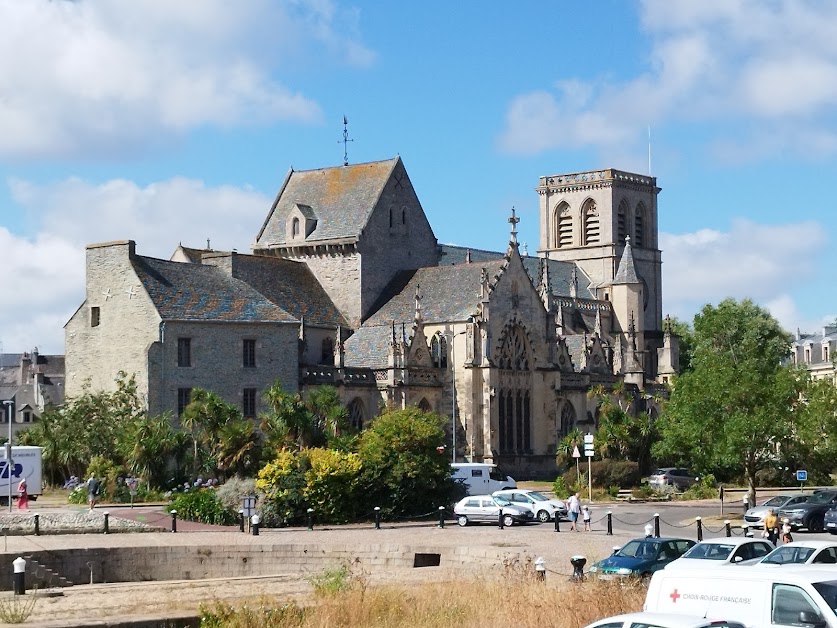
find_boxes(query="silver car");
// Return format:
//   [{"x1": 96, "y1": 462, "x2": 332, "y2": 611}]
[
  {"x1": 492, "y1": 489, "x2": 568, "y2": 522},
  {"x1": 648, "y1": 467, "x2": 698, "y2": 491},
  {"x1": 744, "y1": 494, "x2": 809, "y2": 528},
  {"x1": 453, "y1": 494, "x2": 534, "y2": 527}
]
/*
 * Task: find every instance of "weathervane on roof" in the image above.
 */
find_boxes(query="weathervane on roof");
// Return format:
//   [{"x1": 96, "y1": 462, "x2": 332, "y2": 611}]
[
  {"x1": 508, "y1": 206, "x2": 520, "y2": 246},
  {"x1": 339, "y1": 115, "x2": 354, "y2": 166}
]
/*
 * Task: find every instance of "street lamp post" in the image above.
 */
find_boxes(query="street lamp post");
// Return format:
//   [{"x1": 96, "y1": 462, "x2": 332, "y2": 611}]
[{"x1": 2, "y1": 401, "x2": 13, "y2": 513}]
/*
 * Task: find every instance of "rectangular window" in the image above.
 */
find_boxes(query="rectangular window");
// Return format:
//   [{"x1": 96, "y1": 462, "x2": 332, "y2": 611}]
[
  {"x1": 243, "y1": 339, "x2": 256, "y2": 368},
  {"x1": 177, "y1": 338, "x2": 192, "y2": 367},
  {"x1": 177, "y1": 388, "x2": 192, "y2": 416},
  {"x1": 22, "y1": 411, "x2": 31, "y2": 424},
  {"x1": 91, "y1": 307, "x2": 100, "y2": 327},
  {"x1": 242, "y1": 388, "x2": 257, "y2": 418}
]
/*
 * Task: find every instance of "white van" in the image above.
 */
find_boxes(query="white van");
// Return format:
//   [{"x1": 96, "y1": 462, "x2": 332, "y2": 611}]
[
  {"x1": 451, "y1": 463, "x2": 516, "y2": 496},
  {"x1": 645, "y1": 566, "x2": 837, "y2": 628}
]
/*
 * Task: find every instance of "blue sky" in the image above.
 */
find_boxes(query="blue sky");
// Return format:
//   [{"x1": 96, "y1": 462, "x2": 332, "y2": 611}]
[{"x1": 1, "y1": 0, "x2": 835, "y2": 354}]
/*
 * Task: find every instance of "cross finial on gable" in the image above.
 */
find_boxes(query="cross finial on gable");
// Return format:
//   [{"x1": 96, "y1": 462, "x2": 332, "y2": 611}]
[
  {"x1": 338, "y1": 115, "x2": 354, "y2": 166},
  {"x1": 508, "y1": 206, "x2": 520, "y2": 245}
]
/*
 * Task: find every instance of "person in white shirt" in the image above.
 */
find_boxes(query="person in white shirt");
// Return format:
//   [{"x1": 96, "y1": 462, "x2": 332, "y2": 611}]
[{"x1": 568, "y1": 492, "x2": 581, "y2": 531}]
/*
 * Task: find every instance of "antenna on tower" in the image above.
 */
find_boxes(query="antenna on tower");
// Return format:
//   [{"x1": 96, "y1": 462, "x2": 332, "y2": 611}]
[
  {"x1": 648, "y1": 125, "x2": 652, "y2": 175},
  {"x1": 338, "y1": 115, "x2": 354, "y2": 166}
]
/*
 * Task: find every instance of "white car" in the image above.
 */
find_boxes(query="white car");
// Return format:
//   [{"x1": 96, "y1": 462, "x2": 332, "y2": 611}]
[
  {"x1": 492, "y1": 489, "x2": 567, "y2": 522},
  {"x1": 756, "y1": 540, "x2": 837, "y2": 566},
  {"x1": 453, "y1": 494, "x2": 534, "y2": 527},
  {"x1": 665, "y1": 537, "x2": 773, "y2": 569},
  {"x1": 584, "y1": 611, "x2": 745, "y2": 628}
]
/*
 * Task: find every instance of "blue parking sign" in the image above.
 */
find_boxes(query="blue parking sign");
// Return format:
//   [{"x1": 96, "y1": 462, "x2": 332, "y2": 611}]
[{"x1": 796, "y1": 470, "x2": 808, "y2": 482}]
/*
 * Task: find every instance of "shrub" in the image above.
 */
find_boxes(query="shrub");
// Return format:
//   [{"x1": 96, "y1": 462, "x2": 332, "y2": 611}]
[
  {"x1": 169, "y1": 488, "x2": 237, "y2": 525},
  {"x1": 216, "y1": 477, "x2": 259, "y2": 513},
  {"x1": 561, "y1": 459, "x2": 640, "y2": 491},
  {"x1": 552, "y1": 475, "x2": 568, "y2": 500},
  {"x1": 304, "y1": 448, "x2": 362, "y2": 523},
  {"x1": 256, "y1": 449, "x2": 308, "y2": 525},
  {"x1": 680, "y1": 474, "x2": 718, "y2": 500}
]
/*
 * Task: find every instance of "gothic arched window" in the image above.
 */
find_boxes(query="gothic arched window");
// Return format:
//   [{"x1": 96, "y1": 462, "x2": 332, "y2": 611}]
[
  {"x1": 321, "y1": 337, "x2": 334, "y2": 365},
  {"x1": 418, "y1": 398, "x2": 431, "y2": 412},
  {"x1": 617, "y1": 199, "x2": 629, "y2": 244},
  {"x1": 554, "y1": 201, "x2": 572, "y2": 248},
  {"x1": 498, "y1": 325, "x2": 529, "y2": 371},
  {"x1": 582, "y1": 199, "x2": 599, "y2": 245},
  {"x1": 560, "y1": 401, "x2": 576, "y2": 438},
  {"x1": 431, "y1": 334, "x2": 448, "y2": 368},
  {"x1": 634, "y1": 202, "x2": 646, "y2": 248},
  {"x1": 348, "y1": 398, "x2": 365, "y2": 431},
  {"x1": 292, "y1": 217, "x2": 300, "y2": 238}
]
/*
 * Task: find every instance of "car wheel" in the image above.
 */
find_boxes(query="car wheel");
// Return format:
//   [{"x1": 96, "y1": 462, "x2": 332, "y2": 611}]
[
  {"x1": 503, "y1": 514, "x2": 515, "y2": 527},
  {"x1": 457, "y1": 515, "x2": 468, "y2": 527},
  {"x1": 809, "y1": 515, "x2": 825, "y2": 533},
  {"x1": 829, "y1": 529, "x2": 837, "y2": 535},
  {"x1": 537, "y1": 510, "x2": 551, "y2": 523}
]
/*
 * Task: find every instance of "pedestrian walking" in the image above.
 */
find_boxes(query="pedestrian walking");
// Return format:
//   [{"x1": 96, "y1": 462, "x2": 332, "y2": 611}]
[
  {"x1": 16, "y1": 478, "x2": 28, "y2": 510},
  {"x1": 582, "y1": 504, "x2": 591, "y2": 531},
  {"x1": 87, "y1": 473, "x2": 101, "y2": 511},
  {"x1": 743, "y1": 492, "x2": 750, "y2": 514},
  {"x1": 763, "y1": 508, "x2": 779, "y2": 546},
  {"x1": 568, "y1": 492, "x2": 581, "y2": 531}
]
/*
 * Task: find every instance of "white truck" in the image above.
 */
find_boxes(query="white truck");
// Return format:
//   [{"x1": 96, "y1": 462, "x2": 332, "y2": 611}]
[
  {"x1": 0, "y1": 446, "x2": 42, "y2": 501},
  {"x1": 451, "y1": 462, "x2": 516, "y2": 496}
]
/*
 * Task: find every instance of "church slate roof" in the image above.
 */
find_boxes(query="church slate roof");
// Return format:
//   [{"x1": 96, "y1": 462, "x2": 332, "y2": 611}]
[
  {"x1": 564, "y1": 336, "x2": 587, "y2": 369},
  {"x1": 612, "y1": 238, "x2": 640, "y2": 284},
  {"x1": 439, "y1": 244, "x2": 596, "y2": 299},
  {"x1": 226, "y1": 255, "x2": 348, "y2": 328},
  {"x1": 255, "y1": 158, "x2": 399, "y2": 246},
  {"x1": 343, "y1": 324, "x2": 395, "y2": 369},
  {"x1": 132, "y1": 256, "x2": 297, "y2": 323}
]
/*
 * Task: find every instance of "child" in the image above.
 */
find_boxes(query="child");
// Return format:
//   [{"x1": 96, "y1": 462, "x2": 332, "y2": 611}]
[
  {"x1": 781, "y1": 519, "x2": 793, "y2": 544},
  {"x1": 582, "y1": 504, "x2": 591, "y2": 531}
]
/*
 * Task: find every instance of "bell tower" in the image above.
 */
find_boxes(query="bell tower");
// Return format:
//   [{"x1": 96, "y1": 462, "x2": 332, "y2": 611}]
[{"x1": 536, "y1": 168, "x2": 662, "y2": 334}]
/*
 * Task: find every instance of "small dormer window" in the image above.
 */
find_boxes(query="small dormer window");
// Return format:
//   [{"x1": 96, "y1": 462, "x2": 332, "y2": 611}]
[{"x1": 292, "y1": 217, "x2": 300, "y2": 238}]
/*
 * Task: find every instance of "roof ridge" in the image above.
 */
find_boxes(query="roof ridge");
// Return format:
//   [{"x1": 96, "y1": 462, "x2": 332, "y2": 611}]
[{"x1": 292, "y1": 156, "x2": 399, "y2": 174}]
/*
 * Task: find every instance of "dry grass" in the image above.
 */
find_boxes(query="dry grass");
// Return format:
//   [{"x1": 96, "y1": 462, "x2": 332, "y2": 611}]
[{"x1": 200, "y1": 562, "x2": 647, "y2": 628}]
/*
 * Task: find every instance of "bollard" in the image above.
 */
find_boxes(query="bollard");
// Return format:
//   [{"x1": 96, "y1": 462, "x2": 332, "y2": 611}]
[
  {"x1": 374, "y1": 506, "x2": 381, "y2": 530},
  {"x1": 239, "y1": 509, "x2": 245, "y2": 533},
  {"x1": 13, "y1": 557, "x2": 25, "y2": 595},
  {"x1": 307, "y1": 508, "x2": 314, "y2": 531},
  {"x1": 33, "y1": 513, "x2": 40, "y2": 536},
  {"x1": 725, "y1": 520, "x2": 731, "y2": 537},
  {"x1": 498, "y1": 508, "x2": 504, "y2": 529},
  {"x1": 438, "y1": 506, "x2": 445, "y2": 528},
  {"x1": 743, "y1": 523, "x2": 753, "y2": 538},
  {"x1": 654, "y1": 513, "x2": 660, "y2": 538},
  {"x1": 170, "y1": 509, "x2": 177, "y2": 533},
  {"x1": 696, "y1": 516, "x2": 703, "y2": 541},
  {"x1": 534, "y1": 556, "x2": 546, "y2": 582},
  {"x1": 554, "y1": 513, "x2": 560, "y2": 532},
  {"x1": 103, "y1": 511, "x2": 109, "y2": 535},
  {"x1": 606, "y1": 511, "x2": 613, "y2": 536},
  {"x1": 251, "y1": 513, "x2": 260, "y2": 536},
  {"x1": 570, "y1": 555, "x2": 587, "y2": 581}
]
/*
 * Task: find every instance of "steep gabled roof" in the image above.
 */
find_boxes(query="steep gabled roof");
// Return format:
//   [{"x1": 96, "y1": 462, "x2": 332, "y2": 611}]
[
  {"x1": 612, "y1": 237, "x2": 640, "y2": 284},
  {"x1": 132, "y1": 256, "x2": 296, "y2": 323},
  {"x1": 255, "y1": 157, "x2": 400, "y2": 246}
]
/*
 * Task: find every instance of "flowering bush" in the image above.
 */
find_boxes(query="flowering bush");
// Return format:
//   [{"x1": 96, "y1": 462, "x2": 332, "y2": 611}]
[{"x1": 168, "y1": 487, "x2": 237, "y2": 525}]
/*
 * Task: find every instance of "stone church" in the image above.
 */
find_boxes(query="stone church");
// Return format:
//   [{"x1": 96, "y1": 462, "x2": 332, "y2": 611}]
[{"x1": 65, "y1": 157, "x2": 678, "y2": 477}]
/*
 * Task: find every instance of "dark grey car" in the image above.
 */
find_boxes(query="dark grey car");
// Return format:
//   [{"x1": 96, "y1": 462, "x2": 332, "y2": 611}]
[{"x1": 648, "y1": 467, "x2": 698, "y2": 490}]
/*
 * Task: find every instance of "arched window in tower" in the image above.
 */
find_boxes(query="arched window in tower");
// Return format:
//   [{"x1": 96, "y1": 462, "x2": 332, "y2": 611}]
[
  {"x1": 554, "y1": 201, "x2": 573, "y2": 248},
  {"x1": 617, "y1": 199, "x2": 629, "y2": 243},
  {"x1": 418, "y1": 398, "x2": 432, "y2": 412},
  {"x1": 559, "y1": 401, "x2": 576, "y2": 438},
  {"x1": 292, "y1": 217, "x2": 300, "y2": 238},
  {"x1": 634, "y1": 202, "x2": 646, "y2": 248},
  {"x1": 321, "y1": 337, "x2": 334, "y2": 365},
  {"x1": 582, "y1": 199, "x2": 599, "y2": 245},
  {"x1": 348, "y1": 398, "x2": 365, "y2": 431}
]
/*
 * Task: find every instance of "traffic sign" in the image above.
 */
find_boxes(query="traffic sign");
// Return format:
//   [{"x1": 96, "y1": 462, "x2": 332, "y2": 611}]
[
  {"x1": 583, "y1": 433, "x2": 594, "y2": 444},
  {"x1": 572, "y1": 446, "x2": 581, "y2": 459},
  {"x1": 584, "y1": 446, "x2": 594, "y2": 457},
  {"x1": 796, "y1": 470, "x2": 808, "y2": 482}
]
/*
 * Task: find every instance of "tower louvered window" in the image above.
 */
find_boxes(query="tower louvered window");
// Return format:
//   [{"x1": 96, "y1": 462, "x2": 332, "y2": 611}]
[
  {"x1": 634, "y1": 203, "x2": 646, "y2": 248},
  {"x1": 554, "y1": 202, "x2": 573, "y2": 248},
  {"x1": 617, "y1": 200, "x2": 629, "y2": 243},
  {"x1": 583, "y1": 200, "x2": 599, "y2": 245}
]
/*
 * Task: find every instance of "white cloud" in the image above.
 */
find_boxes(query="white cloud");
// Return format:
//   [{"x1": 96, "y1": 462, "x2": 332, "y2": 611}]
[
  {"x1": 661, "y1": 219, "x2": 826, "y2": 327},
  {"x1": 0, "y1": 0, "x2": 375, "y2": 158},
  {"x1": 498, "y1": 0, "x2": 837, "y2": 159},
  {"x1": 0, "y1": 176, "x2": 272, "y2": 353}
]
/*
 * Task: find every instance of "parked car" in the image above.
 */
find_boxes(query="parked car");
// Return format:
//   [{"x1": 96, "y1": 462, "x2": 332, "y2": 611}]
[
  {"x1": 824, "y1": 503, "x2": 837, "y2": 534},
  {"x1": 588, "y1": 537, "x2": 694, "y2": 578},
  {"x1": 583, "y1": 612, "x2": 746, "y2": 628},
  {"x1": 453, "y1": 494, "x2": 534, "y2": 527},
  {"x1": 492, "y1": 489, "x2": 567, "y2": 522},
  {"x1": 743, "y1": 494, "x2": 810, "y2": 528},
  {"x1": 778, "y1": 489, "x2": 837, "y2": 532},
  {"x1": 665, "y1": 537, "x2": 773, "y2": 569},
  {"x1": 756, "y1": 541, "x2": 837, "y2": 566},
  {"x1": 647, "y1": 468, "x2": 698, "y2": 491}
]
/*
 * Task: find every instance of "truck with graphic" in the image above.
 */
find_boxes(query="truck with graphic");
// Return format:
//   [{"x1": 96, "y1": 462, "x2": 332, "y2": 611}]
[{"x1": 0, "y1": 446, "x2": 43, "y2": 502}]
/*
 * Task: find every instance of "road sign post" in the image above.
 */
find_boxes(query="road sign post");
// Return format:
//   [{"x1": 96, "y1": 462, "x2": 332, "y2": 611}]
[
  {"x1": 583, "y1": 433, "x2": 594, "y2": 500},
  {"x1": 796, "y1": 469, "x2": 807, "y2": 491},
  {"x1": 572, "y1": 445, "x2": 581, "y2": 484}
]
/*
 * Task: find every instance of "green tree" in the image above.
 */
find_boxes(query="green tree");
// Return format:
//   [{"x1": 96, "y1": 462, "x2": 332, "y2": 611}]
[
  {"x1": 668, "y1": 316, "x2": 695, "y2": 373},
  {"x1": 260, "y1": 382, "x2": 313, "y2": 451},
  {"x1": 305, "y1": 385, "x2": 349, "y2": 445},
  {"x1": 180, "y1": 388, "x2": 248, "y2": 479},
  {"x1": 654, "y1": 298, "x2": 805, "y2": 503},
  {"x1": 356, "y1": 406, "x2": 454, "y2": 518},
  {"x1": 588, "y1": 383, "x2": 658, "y2": 475}
]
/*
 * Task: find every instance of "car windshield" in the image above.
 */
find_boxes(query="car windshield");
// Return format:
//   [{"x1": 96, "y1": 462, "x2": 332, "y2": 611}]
[
  {"x1": 682, "y1": 543, "x2": 735, "y2": 560},
  {"x1": 526, "y1": 491, "x2": 549, "y2": 501},
  {"x1": 812, "y1": 581, "x2": 837, "y2": 616},
  {"x1": 808, "y1": 492, "x2": 836, "y2": 505},
  {"x1": 762, "y1": 547, "x2": 816, "y2": 564},
  {"x1": 764, "y1": 496, "x2": 788, "y2": 507},
  {"x1": 489, "y1": 467, "x2": 508, "y2": 481},
  {"x1": 652, "y1": 469, "x2": 668, "y2": 476},
  {"x1": 493, "y1": 496, "x2": 513, "y2": 507},
  {"x1": 617, "y1": 540, "x2": 659, "y2": 559}
]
